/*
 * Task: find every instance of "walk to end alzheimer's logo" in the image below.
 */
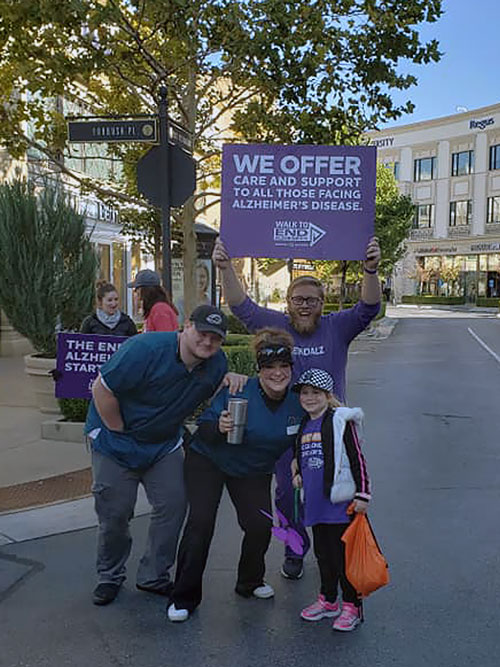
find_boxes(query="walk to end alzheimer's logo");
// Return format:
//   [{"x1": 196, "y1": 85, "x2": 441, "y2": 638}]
[
  {"x1": 273, "y1": 220, "x2": 326, "y2": 248},
  {"x1": 220, "y1": 144, "x2": 376, "y2": 260}
]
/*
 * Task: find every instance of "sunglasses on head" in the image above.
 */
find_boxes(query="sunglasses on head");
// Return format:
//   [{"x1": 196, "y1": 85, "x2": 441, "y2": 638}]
[{"x1": 257, "y1": 346, "x2": 293, "y2": 367}]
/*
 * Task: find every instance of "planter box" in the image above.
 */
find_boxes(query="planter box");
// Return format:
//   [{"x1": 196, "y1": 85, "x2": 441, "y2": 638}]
[
  {"x1": 24, "y1": 354, "x2": 61, "y2": 415},
  {"x1": 41, "y1": 419, "x2": 85, "y2": 444}
]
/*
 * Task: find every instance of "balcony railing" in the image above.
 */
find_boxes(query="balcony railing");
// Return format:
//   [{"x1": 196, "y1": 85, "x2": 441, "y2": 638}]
[
  {"x1": 410, "y1": 228, "x2": 434, "y2": 240},
  {"x1": 485, "y1": 223, "x2": 500, "y2": 235},
  {"x1": 447, "y1": 225, "x2": 471, "y2": 237}
]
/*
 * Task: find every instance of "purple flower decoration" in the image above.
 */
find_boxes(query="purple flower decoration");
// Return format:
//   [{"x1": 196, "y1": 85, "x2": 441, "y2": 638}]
[{"x1": 260, "y1": 508, "x2": 305, "y2": 556}]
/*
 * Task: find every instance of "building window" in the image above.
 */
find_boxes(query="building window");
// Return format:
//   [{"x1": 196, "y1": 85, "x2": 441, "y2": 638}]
[
  {"x1": 414, "y1": 157, "x2": 437, "y2": 181},
  {"x1": 487, "y1": 197, "x2": 500, "y2": 224},
  {"x1": 382, "y1": 161, "x2": 400, "y2": 180},
  {"x1": 489, "y1": 144, "x2": 500, "y2": 170},
  {"x1": 96, "y1": 244, "x2": 111, "y2": 281},
  {"x1": 449, "y1": 200, "x2": 472, "y2": 226},
  {"x1": 451, "y1": 150, "x2": 474, "y2": 176},
  {"x1": 413, "y1": 204, "x2": 434, "y2": 228}
]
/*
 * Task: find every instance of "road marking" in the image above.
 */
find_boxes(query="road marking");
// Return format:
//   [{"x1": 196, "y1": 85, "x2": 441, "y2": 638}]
[{"x1": 467, "y1": 327, "x2": 500, "y2": 366}]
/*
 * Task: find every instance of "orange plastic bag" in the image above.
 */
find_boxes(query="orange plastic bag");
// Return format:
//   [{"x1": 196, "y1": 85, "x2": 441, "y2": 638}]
[{"x1": 341, "y1": 513, "x2": 390, "y2": 598}]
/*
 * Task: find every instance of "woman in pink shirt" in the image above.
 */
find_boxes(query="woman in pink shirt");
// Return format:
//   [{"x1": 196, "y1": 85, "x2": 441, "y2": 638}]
[{"x1": 128, "y1": 269, "x2": 179, "y2": 332}]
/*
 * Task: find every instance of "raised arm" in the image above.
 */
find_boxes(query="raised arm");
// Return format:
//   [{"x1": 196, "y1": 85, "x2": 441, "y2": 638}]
[
  {"x1": 361, "y1": 237, "x2": 382, "y2": 305},
  {"x1": 212, "y1": 238, "x2": 246, "y2": 307}
]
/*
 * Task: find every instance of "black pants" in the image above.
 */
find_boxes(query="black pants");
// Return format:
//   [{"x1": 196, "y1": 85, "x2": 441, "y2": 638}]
[
  {"x1": 171, "y1": 450, "x2": 273, "y2": 612},
  {"x1": 312, "y1": 523, "x2": 359, "y2": 606}
]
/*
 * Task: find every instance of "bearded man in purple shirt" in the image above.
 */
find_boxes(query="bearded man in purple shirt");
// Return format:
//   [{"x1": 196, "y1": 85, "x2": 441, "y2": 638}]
[{"x1": 212, "y1": 237, "x2": 381, "y2": 580}]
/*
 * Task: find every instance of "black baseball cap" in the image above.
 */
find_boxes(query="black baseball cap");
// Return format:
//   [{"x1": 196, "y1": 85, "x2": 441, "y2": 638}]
[{"x1": 190, "y1": 305, "x2": 227, "y2": 339}]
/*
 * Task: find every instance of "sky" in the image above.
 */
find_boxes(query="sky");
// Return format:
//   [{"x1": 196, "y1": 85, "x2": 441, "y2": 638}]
[{"x1": 382, "y1": 0, "x2": 500, "y2": 128}]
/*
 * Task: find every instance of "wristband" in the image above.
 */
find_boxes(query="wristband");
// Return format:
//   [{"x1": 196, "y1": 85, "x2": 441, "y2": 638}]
[{"x1": 364, "y1": 266, "x2": 378, "y2": 274}]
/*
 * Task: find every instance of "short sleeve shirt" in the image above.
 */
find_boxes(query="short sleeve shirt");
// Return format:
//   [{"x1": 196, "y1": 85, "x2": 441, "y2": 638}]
[{"x1": 85, "y1": 332, "x2": 227, "y2": 468}]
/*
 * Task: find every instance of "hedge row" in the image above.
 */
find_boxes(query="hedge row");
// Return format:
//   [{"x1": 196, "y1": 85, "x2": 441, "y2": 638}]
[
  {"x1": 323, "y1": 301, "x2": 387, "y2": 319},
  {"x1": 401, "y1": 295, "x2": 466, "y2": 305},
  {"x1": 476, "y1": 297, "x2": 500, "y2": 308}
]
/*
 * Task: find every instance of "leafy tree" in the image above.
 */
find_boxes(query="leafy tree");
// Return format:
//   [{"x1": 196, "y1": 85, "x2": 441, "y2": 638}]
[{"x1": 0, "y1": 0, "x2": 441, "y2": 313}]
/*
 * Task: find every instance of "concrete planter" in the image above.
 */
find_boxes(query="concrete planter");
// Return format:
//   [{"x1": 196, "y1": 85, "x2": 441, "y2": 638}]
[
  {"x1": 41, "y1": 419, "x2": 85, "y2": 444},
  {"x1": 24, "y1": 354, "x2": 61, "y2": 415}
]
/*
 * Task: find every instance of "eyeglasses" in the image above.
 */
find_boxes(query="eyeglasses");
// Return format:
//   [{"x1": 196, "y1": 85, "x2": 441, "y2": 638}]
[{"x1": 290, "y1": 296, "x2": 323, "y2": 307}]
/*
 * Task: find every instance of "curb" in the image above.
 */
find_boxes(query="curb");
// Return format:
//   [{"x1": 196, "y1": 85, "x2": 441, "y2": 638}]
[
  {"x1": 0, "y1": 485, "x2": 151, "y2": 544},
  {"x1": 357, "y1": 316, "x2": 399, "y2": 341}
]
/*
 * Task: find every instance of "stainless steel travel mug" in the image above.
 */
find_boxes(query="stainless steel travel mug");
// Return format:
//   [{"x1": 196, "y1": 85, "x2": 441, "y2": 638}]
[{"x1": 227, "y1": 397, "x2": 248, "y2": 445}]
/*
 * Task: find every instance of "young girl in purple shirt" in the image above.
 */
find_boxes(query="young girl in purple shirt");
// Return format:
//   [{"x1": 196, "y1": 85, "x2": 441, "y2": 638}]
[{"x1": 291, "y1": 368, "x2": 371, "y2": 632}]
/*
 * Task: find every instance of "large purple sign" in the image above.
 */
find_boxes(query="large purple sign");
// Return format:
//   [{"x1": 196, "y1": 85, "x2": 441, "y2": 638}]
[
  {"x1": 221, "y1": 144, "x2": 376, "y2": 260},
  {"x1": 55, "y1": 332, "x2": 128, "y2": 400}
]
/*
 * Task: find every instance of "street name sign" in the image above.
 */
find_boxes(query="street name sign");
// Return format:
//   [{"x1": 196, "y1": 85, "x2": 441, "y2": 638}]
[{"x1": 68, "y1": 119, "x2": 158, "y2": 143}]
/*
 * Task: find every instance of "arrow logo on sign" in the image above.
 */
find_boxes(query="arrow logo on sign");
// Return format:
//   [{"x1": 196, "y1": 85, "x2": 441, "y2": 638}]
[{"x1": 309, "y1": 223, "x2": 326, "y2": 247}]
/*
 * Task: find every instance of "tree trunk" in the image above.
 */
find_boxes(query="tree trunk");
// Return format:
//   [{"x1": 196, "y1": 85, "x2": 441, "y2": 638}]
[
  {"x1": 154, "y1": 222, "x2": 162, "y2": 273},
  {"x1": 339, "y1": 261, "x2": 348, "y2": 310},
  {"x1": 181, "y1": 67, "x2": 198, "y2": 319},
  {"x1": 182, "y1": 199, "x2": 197, "y2": 317}
]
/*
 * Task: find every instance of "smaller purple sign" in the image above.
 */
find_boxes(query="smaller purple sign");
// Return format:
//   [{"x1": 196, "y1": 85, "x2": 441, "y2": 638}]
[
  {"x1": 55, "y1": 332, "x2": 128, "y2": 400},
  {"x1": 220, "y1": 144, "x2": 376, "y2": 260}
]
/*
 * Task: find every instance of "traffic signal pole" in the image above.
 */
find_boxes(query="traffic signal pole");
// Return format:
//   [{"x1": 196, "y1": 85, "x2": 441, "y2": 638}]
[{"x1": 158, "y1": 85, "x2": 172, "y2": 294}]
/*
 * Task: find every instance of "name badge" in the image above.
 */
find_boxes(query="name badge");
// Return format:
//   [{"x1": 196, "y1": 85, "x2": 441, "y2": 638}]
[{"x1": 287, "y1": 424, "x2": 299, "y2": 435}]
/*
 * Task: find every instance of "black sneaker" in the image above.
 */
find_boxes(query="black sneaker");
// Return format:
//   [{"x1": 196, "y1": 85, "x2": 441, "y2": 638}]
[
  {"x1": 93, "y1": 583, "x2": 121, "y2": 606},
  {"x1": 281, "y1": 557, "x2": 304, "y2": 580},
  {"x1": 136, "y1": 582, "x2": 173, "y2": 597}
]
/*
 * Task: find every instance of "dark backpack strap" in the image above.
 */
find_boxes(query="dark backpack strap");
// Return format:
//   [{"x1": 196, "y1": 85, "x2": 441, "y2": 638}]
[
  {"x1": 321, "y1": 408, "x2": 334, "y2": 498},
  {"x1": 294, "y1": 414, "x2": 309, "y2": 475}
]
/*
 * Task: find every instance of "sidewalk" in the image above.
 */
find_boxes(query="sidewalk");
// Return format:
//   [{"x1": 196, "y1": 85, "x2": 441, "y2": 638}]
[{"x1": 0, "y1": 356, "x2": 91, "y2": 513}]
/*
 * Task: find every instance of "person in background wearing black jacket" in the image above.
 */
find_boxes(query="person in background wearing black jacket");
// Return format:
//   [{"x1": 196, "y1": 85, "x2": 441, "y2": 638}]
[{"x1": 81, "y1": 281, "x2": 137, "y2": 337}]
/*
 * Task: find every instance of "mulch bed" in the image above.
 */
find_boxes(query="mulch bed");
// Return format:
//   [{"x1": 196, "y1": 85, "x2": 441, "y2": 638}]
[{"x1": 0, "y1": 468, "x2": 92, "y2": 513}]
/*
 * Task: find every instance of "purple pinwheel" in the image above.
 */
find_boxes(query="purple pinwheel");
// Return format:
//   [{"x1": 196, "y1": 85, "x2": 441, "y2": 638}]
[{"x1": 260, "y1": 508, "x2": 305, "y2": 556}]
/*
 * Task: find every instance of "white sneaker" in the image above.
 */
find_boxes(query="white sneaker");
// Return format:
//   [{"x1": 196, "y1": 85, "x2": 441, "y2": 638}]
[
  {"x1": 252, "y1": 583, "x2": 275, "y2": 599},
  {"x1": 167, "y1": 603, "x2": 189, "y2": 622}
]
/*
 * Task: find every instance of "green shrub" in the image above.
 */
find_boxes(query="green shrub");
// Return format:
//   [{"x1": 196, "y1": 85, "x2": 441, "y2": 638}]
[
  {"x1": 375, "y1": 300, "x2": 387, "y2": 319},
  {"x1": 401, "y1": 295, "x2": 466, "y2": 305},
  {"x1": 58, "y1": 398, "x2": 90, "y2": 422},
  {"x1": 323, "y1": 302, "x2": 354, "y2": 314},
  {"x1": 223, "y1": 345, "x2": 256, "y2": 376},
  {"x1": 226, "y1": 313, "x2": 249, "y2": 334},
  {"x1": 476, "y1": 297, "x2": 500, "y2": 308},
  {"x1": 224, "y1": 333, "x2": 253, "y2": 347},
  {"x1": 0, "y1": 180, "x2": 98, "y2": 357}
]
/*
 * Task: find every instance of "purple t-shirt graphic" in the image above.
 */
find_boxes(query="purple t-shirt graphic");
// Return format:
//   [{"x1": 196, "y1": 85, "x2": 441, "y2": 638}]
[
  {"x1": 300, "y1": 417, "x2": 350, "y2": 526},
  {"x1": 231, "y1": 297, "x2": 379, "y2": 401}
]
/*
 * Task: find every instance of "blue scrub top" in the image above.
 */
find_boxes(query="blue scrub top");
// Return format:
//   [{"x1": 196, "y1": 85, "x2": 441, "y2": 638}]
[
  {"x1": 192, "y1": 377, "x2": 305, "y2": 477},
  {"x1": 86, "y1": 332, "x2": 227, "y2": 468}
]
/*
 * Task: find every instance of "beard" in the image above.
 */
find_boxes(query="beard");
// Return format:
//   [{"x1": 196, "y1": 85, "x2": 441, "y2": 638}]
[{"x1": 289, "y1": 310, "x2": 321, "y2": 335}]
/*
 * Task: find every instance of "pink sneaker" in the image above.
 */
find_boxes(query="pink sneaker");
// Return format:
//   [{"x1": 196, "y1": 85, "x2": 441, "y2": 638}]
[
  {"x1": 301, "y1": 594, "x2": 341, "y2": 621},
  {"x1": 332, "y1": 601, "x2": 361, "y2": 632}
]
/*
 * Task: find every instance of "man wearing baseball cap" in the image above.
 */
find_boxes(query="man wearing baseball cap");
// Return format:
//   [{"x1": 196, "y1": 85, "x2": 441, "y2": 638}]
[{"x1": 86, "y1": 305, "x2": 231, "y2": 607}]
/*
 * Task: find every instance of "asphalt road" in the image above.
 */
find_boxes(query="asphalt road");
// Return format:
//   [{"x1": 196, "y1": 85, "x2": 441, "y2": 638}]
[{"x1": 1, "y1": 312, "x2": 499, "y2": 667}]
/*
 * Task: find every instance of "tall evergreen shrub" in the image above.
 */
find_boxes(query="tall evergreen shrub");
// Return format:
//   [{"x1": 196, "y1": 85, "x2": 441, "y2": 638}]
[{"x1": 0, "y1": 180, "x2": 98, "y2": 357}]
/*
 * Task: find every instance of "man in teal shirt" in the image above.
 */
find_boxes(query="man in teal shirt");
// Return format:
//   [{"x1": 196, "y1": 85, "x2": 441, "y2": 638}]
[{"x1": 86, "y1": 305, "x2": 228, "y2": 606}]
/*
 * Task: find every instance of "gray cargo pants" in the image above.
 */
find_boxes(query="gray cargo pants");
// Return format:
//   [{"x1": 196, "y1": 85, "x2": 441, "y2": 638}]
[{"x1": 92, "y1": 448, "x2": 187, "y2": 589}]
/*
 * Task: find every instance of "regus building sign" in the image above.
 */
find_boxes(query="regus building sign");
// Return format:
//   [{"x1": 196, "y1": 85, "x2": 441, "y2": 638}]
[{"x1": 469, "y1": 117, "x2": 495, "y2": 130}]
